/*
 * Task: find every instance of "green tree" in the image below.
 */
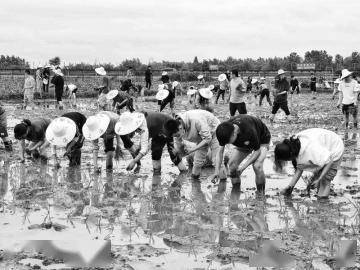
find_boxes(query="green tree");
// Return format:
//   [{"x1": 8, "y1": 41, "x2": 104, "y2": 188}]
[
  {"x1": 49, "y1": 56, "x2": 61, "y2": 66},
  {"x1": 304, "y1": 50, "x2": 332, "y2": 70},
  {"x1": 333, "y1": 54, "x2": 344, "y2": 71}
]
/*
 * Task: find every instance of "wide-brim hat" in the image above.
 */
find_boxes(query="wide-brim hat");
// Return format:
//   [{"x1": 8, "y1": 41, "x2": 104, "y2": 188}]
[
  {"x1": 277, "y1": 69, "x2": 286, "y2": 75},
  {"x1": 115, "y1": 112, "x2": 145, "y2": 136},
  {"x1": 197, "y1": 75, "x2": 204, "y2": 80},
  {"x1": 67, "y1": 84, "x2": 77, "y2": 91},
  {"x1": 341, "y1": 69, "x2": 353, "y2": 80},
  {"x1": 162, "y1": 71, "x2": 168, "y2": 76},
  {"x1": 334, "y1": 78, "x2": 341, "y2": 84},
  {"x1": 106, "y1": 89, "x2": 119, "y2": 100},
  {"x1": 187, "y1": 89, "x2": 198, "y2": 96},
  {"x1": 260, "y1": 77, "x2": 265, "y2": 80},
  {"x1": 95, "y1": 67, "x2": 107, "y2": 76},
  {"x1": 82, "y1": 113, "x2": 110, "y2": 141},
  {"x1": 208, "y1": 84, "x2": 215, "y2": 90},
  {"x1": 199, "y1": 88, "x2": 213, "y2": 99},
  {"x1": 218, "y1": 74, "x2": 227, "y2": 82},
  {"x1": 54, "y1": 69, "x2": 64, "y2": 76},
  {"x1": 46, "y1": 117, "x2": 77, "y2": 147},
  {"x1": 156, "y1": 89, "x2": 170, "y2": 101},
  {"x1": 251, "y1": 79, "x2": 258, "y2": 84},
  {"x1": 172, "y1": 81, "x2": 179, "y2": 88}
]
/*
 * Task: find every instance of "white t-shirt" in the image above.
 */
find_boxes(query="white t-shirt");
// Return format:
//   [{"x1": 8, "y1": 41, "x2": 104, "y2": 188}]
[
  {"x1": 338, "y1": 79, "x2": 360, "y2": 105},
  {"x1": 230, "y1": 77, "x2": 246, "y2": 103},
  {"x1": 295, "y1": 128, "x2": 344, "y2": 171}
]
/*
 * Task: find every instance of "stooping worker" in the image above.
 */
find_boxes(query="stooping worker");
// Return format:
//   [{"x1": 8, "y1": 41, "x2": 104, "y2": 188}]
[
  {"x1": 106, "y1": 89, "x2": 135, "y2": 114},
  {"x1": 45, "y1": 112, "x2": 87, "y2": 167},
  {"x1": 196, "y1": 87, "x2": 214, "y2": 112},
  {"x1": 156, "y1": 84, "x2": 171, "y2": 112},
  {"x1": 94, "y1": 67, "x2": 111, "y2": 110},
  {"x1": 82, "y1": 111, "x2": 140, "y2": 172},
  {"x1": 14, "y1": 118, "x2": 51, "y2": 162},
  {"x1": 274, "y1": 128, "x2": 344, "y2": 199},
  {"x1": 209, "y1": 115, "x2": 271, "y2": 194},
  {"x1": 66, "y1": 84, "x2": 78, "y2": 108},
  {"x1": 114, "y1": 111, "x2": 187, "y2": 174},
  {"x1": 163, "y1": 109, "x2": 227, "y2": 180}
]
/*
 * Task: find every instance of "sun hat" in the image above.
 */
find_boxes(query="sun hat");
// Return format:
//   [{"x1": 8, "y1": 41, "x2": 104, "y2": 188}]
[
  {"x1": 156, "y1": 89, "x2": 170, "y2": 101},
  {"x1": 208, "y1": 84, "x2": 215, "y2": 90},
  {"x1": 67, "y1": 84, "x2": 77, "y2": 91},
  {"x1": 162, "y1": 71, "x2": 168, "y2": 76},
  {"x1": 334, "y1": 78, "x2": 341, "y2": 84},
  {"x1": 95, "y1": 67, "x2": 107, "y2": 76},
  {"x1": 199, "y1": 88, "x2": 213, "y2": 99},
  {"x1": 218, "y1": 74, "x2": 227, "y2": 82},
  {"x1": 197, "y1": 75, "x2": 204, "y2": 80},
  {"x1": 114, "y1": 112, "x2": 145, "y2": 136},
  {"x1": 172, "y1": 81, "x2": 180, "y2": 88},
  {"x1": 106, "y1": 89, "x2": 119, "y2": 100},
  {"x1": 340, "y1": 69, "x2": 353, "y2": 80},
  {"x1": 260, "y1": 77, "x2": 265, "y2": 80},
  {"x1": 46, "y1": 117, "x2": 77, "y2": 147},
  {"x1": 54, "y1": 68, "x2": 64, "y2": 76},
  {"x1": 277, "y1": 69, "x2": 286, "y2": 75},
  {"x1": 82, "y1": 113, "x2": 110, "y2": 141},
  {"x1": 251, "y1": 79, "x2": 258, "y2": 84},
  {"x1": 187, "y1": 89, "x2": 198, "y2": 96}
]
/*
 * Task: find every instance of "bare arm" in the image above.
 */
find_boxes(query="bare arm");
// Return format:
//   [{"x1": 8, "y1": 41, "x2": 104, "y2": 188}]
[
  {"x1": 337, "y1": 91, "x2": 343, "y2": 107},
  {"x1": 288, "y1": 168, "x2": 303, "y2": 187},
  {"x1": 239, "y1": 149, "x2": 261, "y2": 171},
  {"x1": 19, "y1": 140, "x2": 25, "y2": 161}
]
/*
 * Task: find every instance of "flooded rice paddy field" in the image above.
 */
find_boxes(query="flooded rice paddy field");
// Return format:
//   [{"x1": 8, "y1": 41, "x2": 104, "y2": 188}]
[{"x1": 0, "y1": 93, "x2": 359, "y2": 269}]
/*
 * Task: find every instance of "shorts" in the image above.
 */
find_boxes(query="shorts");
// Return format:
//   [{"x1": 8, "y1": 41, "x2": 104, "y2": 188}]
[
  {"x1": 0, "y1": 110, "x2": 8, "y2": 138},
  {"x1": 229, "y1": 102, "x2": 247, "y2": 116},
  {"x1": 342, "y1": 103, "x2": 358, "y2": 117},
  {"x1": 272, "y1": 101, "x2": 290, "y2": 115}
]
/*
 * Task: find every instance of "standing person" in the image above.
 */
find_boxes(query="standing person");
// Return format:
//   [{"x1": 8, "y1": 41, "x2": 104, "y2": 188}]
[
  {"x1": 163, "y1": 109, "x2": 227, "y2": 180},
  {"x1": 270, "y1": 69, "x2": 291, "y2": 123},
  {"x1": 209, "y1": 115, "x2": 271, "y2": 194},
  {"x1": 14, "y1": 118, "x2": 51, "y2": 162},
  {"x1": 310, "y1": 72, "x2": 317, "y2": 97},
  {"x1": 197, "y1": 75, "x2": 205, "y2": 87},
  {"x1": 23, "y1": 69, "x2": 35, "y2": 110},
  {"x1": 82, "y1": 111, "x2": 139, "y2": 172},
  {"x1": 50, "y1": 68, "x2": 65, "y2": 110},
  {"x1": 229, "y1": 69, "x2": 247, "y2": 116},
  {"x1": 115, "y1": 111, "x2": 187, "y2": 174},
  {"x1": 0, "y1": 104, "x2": 13, "y2": 151},
  {"x1": 336, "y1": 69, "x2": 360, "y2": 129},
  {"x1": 216, "y1": 74, "x2": 229, "y2": 104},
  {"x1": 46, "y1": 112, "x2": 87, "y2": 167},
  {"x1": 274, "y1": 128, "x2": 344, "y2": 198},
  {"x1": 290, "y1": 75, "x2": 300, "y2": 94},
  {"x1": 35, "y1": 66, "x2": 43, "y2": 98},
  {"x1": 42, "y1": 66, "x2": 50, "y2": 94},
  {"x1": 258, "y1": 77, "x2": 272, "y2": 107},
  {"x1": 225, "y1": 70, "x2": 231, "y2": 82},
  {"x1": 145, "y1": 66, "x2": 152, "y2": 90}
]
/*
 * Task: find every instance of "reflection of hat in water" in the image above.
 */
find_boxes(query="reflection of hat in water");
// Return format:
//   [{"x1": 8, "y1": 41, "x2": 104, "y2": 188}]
[
  {"x1": 46, "y1": 117, "x2": 77, "y2": 147},
  {"x1": 106, "y1": 89, "x2": 119, "y2": 100},
  {"x1": 82, "y1": 113, "x2": 110, "y2": 141},
  {"x1": 218, "y1": 74, "x2": 227, "y2": 82},
  {"x1": 156, "y1": 89, "x2": 170, "y2": 101},
  {"x1": 340, "y1": 69, "x2": 353, "y2": 80},
  {"x1": 199, "y1": 88, "x2": 213, "y2": 99},
  {"x1": 95, "y1": 67, "x2": 107, "y2": 76},
  {"x1": 115, "y1": 112, "x2": 145, "y2": 135}
]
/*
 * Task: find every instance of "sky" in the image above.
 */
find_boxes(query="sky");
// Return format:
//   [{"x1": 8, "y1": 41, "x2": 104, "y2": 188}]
[{"x1": 1, "y1": 0, "x2": 360, "y2": 66}]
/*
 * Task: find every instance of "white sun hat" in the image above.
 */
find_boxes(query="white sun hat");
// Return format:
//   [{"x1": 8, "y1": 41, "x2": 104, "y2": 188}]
[
  {"x1": 340, "y1": 69, "x2": 353, "y2": 80},
  {"x1": 277, "y1": 69, "x2": 286, "y2": 75},
  {"x1": 82, "y1": 113, "x2": 110, "y2": 141},
  {"x1": 197, "y1": 75, "x2": 204, "y2": 80},
  {"x1": 46, "y1": 117, "x2": 77, "y2": 147},
  {"x1": 162, "y1": 71, "x2": 168, "y2": 76},
  {"x1": 199, "y1": 88, "x2": 213, "y2": 99},
  {"x1": 251, "y1": 78, "x2": 258, "y2": 84},
  {"x1": 67, "y1": 84, "x2": 77, "y2": 91},
  {"x1": 156, "y1": 89, "x2": 170, "y2": 101},
  {"x1": 95, "y1": 67, "x2": 107, "y2": 76},
  {"x1": 106, "y1": 89, "x2": 119, "y2": 100},
  {"x1": 334, "y1": 78, "x2": 341, "y2": 84},
  {"x1": 115, "y1": 112, "x2": 145, "y2": 136},
  {"x1": 208, "y1": 84, "x2": 215, "y2": 90},
  {"x1": 218, "y1": 74, "x2": 227, "y2": 82},
  {"x1": 172, "y1": 81, "x2": 179, "y2": 88},
  {"x1": 187, "y1": 89, "x2": 198, "y2": 96},
  {"x1": 260, "y1": 77, "x2": 265, "y2": 80},
  {"x1": 54, "y1": 69, "x2": 64, "y2": 76}
]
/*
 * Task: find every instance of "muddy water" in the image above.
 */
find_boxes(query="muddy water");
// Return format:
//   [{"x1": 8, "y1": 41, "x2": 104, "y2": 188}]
[{"x1": 0, "y1": 95, "x2": 360, "y2": 269}]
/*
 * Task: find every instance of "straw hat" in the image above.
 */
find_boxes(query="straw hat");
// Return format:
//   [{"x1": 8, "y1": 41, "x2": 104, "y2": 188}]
[
  {"x1": 187, "y1": 89, "x2": 198, "y2": 96},
  {"x1": 95, "y1": 67, "x2": 107, "y2": 76},
  {"x1": 218, "y1": 74, "x2": 227, "y2": 82},
  {"x1": 67, "y1": 84, "x2": 77, "y2": 91},
  {"x1": 277, "y1": 69, "x2": 286, "y2": 75},
  {"x1": 334, "y1": 78, "x2": 341, "y2": 84},
  {"x1": 172, "y1": 81, "x2": 179, "y2": 88},
  {"x1": 115, "y1": 112, "x2": 145, "y2": 136},
  {"x1": 251, "y1": 79, "x2": 258, "y2": 84},
  {"x1": 46, "y1": 117, "x2": 77, "y2": 147},
  {"x1": 106, "y1": 89, "x2": 119, "y2": 100},
  {"x1": 199, "y1": 88, "x2": 213, "y2": 99},
  {"x1": 162, "y1": 71, "x2": 168, "y2": 76},
  {"x1": 208, "y1": 84, "x2": 215, "y2": 90},
  {"x1": 260, "y1": 77, "x2": 265, "y2": 80},
  {"x1": 340, "y1": 69, "x2": 353, "y2": 80},
  {"x1": 54, "y1": 68, "x2": 64, "y2": 76},
  {"x1": 197, "y1": 75, "x2": 204, "y2": 80},
  {"x1": 82, "y1": 113, "x2": 110, "y2": 141},
  {"x1": 156, "y1": 89, "x2": 170, "y2": 101}
]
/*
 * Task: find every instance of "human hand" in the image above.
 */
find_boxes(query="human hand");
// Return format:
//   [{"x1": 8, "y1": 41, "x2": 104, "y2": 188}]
[{"x1": 126, "y1": 159, "x2": 137, "y2": 171}]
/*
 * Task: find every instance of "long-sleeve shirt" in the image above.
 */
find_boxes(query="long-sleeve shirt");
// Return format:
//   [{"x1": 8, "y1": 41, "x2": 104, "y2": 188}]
[
  {"x1": 24, "y1": 76, "x2": 35, "y2": 94},
  {"x1": 175, "y1": 110, "x2": 220, "y2": 145}
]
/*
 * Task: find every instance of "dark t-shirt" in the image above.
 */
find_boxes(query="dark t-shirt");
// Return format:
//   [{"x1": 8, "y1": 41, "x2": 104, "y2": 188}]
[
  {"x1": 113, "y1": 92, "x2": 132, "y2": 106},
  {"x1": 274, "y1": 77, "x2": 290, "y2": 103},
  {"x1": 25, "y1": 118, "x2": 51, "y2": 142},
  {"x1": 51, "y1": 75, "x2": 64, "y2": 93},
  {"x1": 62, "y1": 112, "x2": 87, "y2": 134},
  {"x1": 144, "y1": 112, "x2": 173, "y2": 138},
  {"x1": 290, "y1": 78, "x2": 299, "y2": 89},
  {"x1": 228, "y1": 115, "x2": 271, "y2": 151},
  {"x1": 310, "y1": 76, "x2": 316, "y2": 85},
  {"x1": 145, "y1": 69, "x2": 152, "y2": 81}
]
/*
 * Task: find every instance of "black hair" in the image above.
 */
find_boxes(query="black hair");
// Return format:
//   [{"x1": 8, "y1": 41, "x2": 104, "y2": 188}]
[
  {"x1": 161, "y1": 75, "x2": 170, "y2": 84},
  {"x1": 25, "y1": 69, "x2": 31, "y2": 75},
  {"x1": 232, "y1": 70, "x2": 239, "y2": 77},
  {"x1": 291, "y1": 75, "x2": 294, "y2": 78},
  {"x1": 216, "y1": 122, "x2": 235, "y2": 146},
  {"x1": 14, "y1": 119, "x2": 31, "y2": 140},
  {"x1": 274, "y1": 136, "x2": 301, "y2": 171},
  {"x1": 164, "y1": 119, "x2": 181, "y2": 137}
]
